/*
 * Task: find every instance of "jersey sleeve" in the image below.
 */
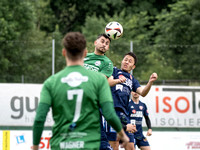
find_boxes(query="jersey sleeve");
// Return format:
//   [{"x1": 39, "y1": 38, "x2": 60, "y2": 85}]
[
  {"x1": 100, "y1": 61, "x2": 113, "y2": 78},
  {"x1": 33, "y1": 103, "x2": 50, "y2": 145},
  {"x1": 112, "y1": 67, "x2": 117, "y2": 77},
  {"x1": 143, "y1": 103, "x2": 149, "y2": 116},
  {"x1": 132, "y1": 78, "x2": 141, "y2": 92},
  {"x1": 98, "y1": 75, "x2": 113, "y2": 104},
  {"x1": 40, "y1": 79, "x2": 52, "y2": 105}
]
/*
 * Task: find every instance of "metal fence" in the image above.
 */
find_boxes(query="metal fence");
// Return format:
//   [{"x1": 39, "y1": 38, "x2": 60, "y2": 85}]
[{"x1": 1, "y1": 74, "x2": 200, "y2": 86}]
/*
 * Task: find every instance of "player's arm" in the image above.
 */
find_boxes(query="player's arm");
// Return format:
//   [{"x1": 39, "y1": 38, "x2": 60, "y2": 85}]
[
  {"x1": 32, "y1": 102, "x2": 50, "y2": 150},
  {"x1": 136, "y1": 72, "x2": 158, "y2": 97},
  {"x1": 125, "y1": 124, "x2": 137, "y2": 133},
  {"x1": 144, "y1": 115, "x2": 152, "y2": 136},
  {"x1": 32, "y1": 81, "x2": 52, "y2": 150},
  {"x1": 102, "y1": 65, "x2": 126, "y2": 87},
  {"x1": 107, "y1": 75, "x2": 126, "y2": 87}
]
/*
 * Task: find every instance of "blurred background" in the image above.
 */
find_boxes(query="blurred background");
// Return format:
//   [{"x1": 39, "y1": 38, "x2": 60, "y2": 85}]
[{"x1": 1, "y1": 0, "x2": 200, "y2": 84}]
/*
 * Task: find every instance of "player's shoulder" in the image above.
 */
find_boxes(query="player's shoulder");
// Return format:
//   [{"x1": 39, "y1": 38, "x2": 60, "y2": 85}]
[
  {"x1": 129, "y1": 99, "x2": 134, "y2": 106},
  {"x1": 84, "y1": 52, "x2": 94, "y2": 59},
  {"x1": 86, "y1": 52, "x2": 94, "y2": 56},
  {"x1": 139, "y1": 100, "x2": 146, "y2": 106},
  {"x1": 104, "y1": 54, "x2": 111, "y2": 60},
  {"x1": 86, "y1": 68, "x2": 107, "y2": 79},
  {"x1": 42, "y1": 71, "x2": 60, "y2": 87},
  {"x1": 113, "y1": 66, "x2": 120, "y2": 71}
]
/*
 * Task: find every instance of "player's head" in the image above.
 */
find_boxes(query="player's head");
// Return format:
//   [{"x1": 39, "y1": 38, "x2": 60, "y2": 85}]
[
  {"x1": 94, "y1": 33, "x2": 111, "y2": 54},
  {"x1": 62, "y1": 32, "x2": 87, "y2": 61},
  {"x1": 96, "y1": 33, "x2": 111, "y2": 43},
  {"x1": 121, "y1": 52, "x2": 137, "y2": 73},
  {"x1": 131, "y1": 91, "x2": 140, "y2": 100}
]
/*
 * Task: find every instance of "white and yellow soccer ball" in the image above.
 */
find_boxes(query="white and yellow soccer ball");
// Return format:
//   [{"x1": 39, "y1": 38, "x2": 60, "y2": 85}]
[{"x1": 105, "y1": 21, "x2": 123, "y2": 40}]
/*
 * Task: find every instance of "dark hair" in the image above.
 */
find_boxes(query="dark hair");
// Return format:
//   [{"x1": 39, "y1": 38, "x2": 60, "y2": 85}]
[
  {"x1": 62, "y1": 32, "x2": 86, "y2": 60},
  {"x1": 96, "y1": 33, "x2": 111, "y2": 42},
  {"x1": 123, "y1": 52, "x2": 137, "y2": 65}
]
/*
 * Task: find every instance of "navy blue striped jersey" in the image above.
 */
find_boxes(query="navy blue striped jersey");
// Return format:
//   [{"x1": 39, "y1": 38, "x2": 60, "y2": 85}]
[
  {"x1": 128, "y1": 100, "x2": 149, "y2": 139},
  {"x1": 111, "y1": 67, "x2": 140, "y2": 115}
]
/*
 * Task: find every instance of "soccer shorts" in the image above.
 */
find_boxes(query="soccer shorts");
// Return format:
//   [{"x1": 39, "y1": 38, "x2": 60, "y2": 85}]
[
  {"x1": 134, "y1": 136, "x2": 150, "y2": 148},
  {"x1": 100, "y1": 111, "x2": 113, "y2": 150},
  {"x1": 105, "y1": 110, "x2": 134, "y2": 142}
]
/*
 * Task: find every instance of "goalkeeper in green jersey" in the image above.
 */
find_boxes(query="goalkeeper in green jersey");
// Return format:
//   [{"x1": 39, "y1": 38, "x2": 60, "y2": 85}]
[{"x1": 32, "y1": 32, "x2": 129, "y2": 150}]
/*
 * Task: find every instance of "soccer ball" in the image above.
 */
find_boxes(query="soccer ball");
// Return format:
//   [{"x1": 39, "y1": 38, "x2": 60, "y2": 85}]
[{"x1": 105, "y1": 21, "x2": 123, "y2": 40}]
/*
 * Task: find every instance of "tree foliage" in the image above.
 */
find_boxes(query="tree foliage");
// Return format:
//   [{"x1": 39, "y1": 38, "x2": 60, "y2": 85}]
[
  {"x1": 0, "y1": 0, "x2": 35, "y2": 81},
  {"x1": 153, "y1": 0, "x2": 200, "y2": 79},
  {"x1": 1, "y1": 0, "x2": 200, "y2": 83}
]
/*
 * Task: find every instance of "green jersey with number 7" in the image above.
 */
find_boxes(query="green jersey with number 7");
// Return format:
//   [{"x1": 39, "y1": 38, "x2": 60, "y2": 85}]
[{"x1": 34, "y1": 65, "x2": 115, "y2": 149}]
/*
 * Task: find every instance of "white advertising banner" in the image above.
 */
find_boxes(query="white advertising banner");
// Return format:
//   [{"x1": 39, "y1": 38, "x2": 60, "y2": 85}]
[
  {"x1": 0, "y1": 84, "x2": 53, "y2": 127},
  {"x1": 140, "y1": 86, "x2": 200, "y2": 128},
  {"x1": 0, "y1": 84, "x2": 200, "y2": 128},
  {"x1": 121, "y1": 131, "x2": 200, "y2": 150},
  {"x1": 0, "y1": 130, "x2": 52, "y2": 150},
  {"x1": 146, "y1": 131, "x2": 200, "y2": 150},
  {"x1": 0, "y1": 130, "x2": 200, "y2": 150}
]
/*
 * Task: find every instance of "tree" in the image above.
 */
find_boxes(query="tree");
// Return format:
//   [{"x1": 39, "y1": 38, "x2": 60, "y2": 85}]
[
  {"x1": 0, "y1": 0, "x2": 56, "y2": 83},
  {"x1": 33, "y1": 0, "x2": 57, "y2": 33},
  {"x1": 0, "y1": 0, "x2": 35, "y2": 82},
  {"x1": 153, "y1": 0, "x2": 200, "y2": 79}
]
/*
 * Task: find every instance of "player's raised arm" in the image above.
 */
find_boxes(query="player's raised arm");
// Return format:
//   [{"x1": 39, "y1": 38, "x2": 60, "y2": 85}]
[{"x1": 136, "y1": 72, "x2": 158, "y2": 97}]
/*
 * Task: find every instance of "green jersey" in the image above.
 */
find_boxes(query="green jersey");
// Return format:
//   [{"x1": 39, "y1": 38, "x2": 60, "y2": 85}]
[
  {"x1": 38, "y1": 66, "x2": 113, "y2": 149},
  {"x1": 84, "y1": 53, "x2": 113, "y2": 77}
]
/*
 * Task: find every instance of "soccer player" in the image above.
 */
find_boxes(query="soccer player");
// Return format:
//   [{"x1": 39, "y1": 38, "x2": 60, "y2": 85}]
[
  {"x1": 84, "y1": 33, "x2": 128, "y2": 150},
  {"x1": 129, "y1": 91, "x2": 152, "y2": 150},
  {"x1": 106, "y1": 52, "x2": 157, "y2": 150},
  {"x1": 32, "y1": 32, "x2": 129, "y2": 150},
  {"x1": 84, "y1": 33, "x2": 126, "y2": 86}
]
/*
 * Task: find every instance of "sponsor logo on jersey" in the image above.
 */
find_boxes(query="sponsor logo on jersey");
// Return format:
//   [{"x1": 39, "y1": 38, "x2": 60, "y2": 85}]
[
  {"x1": 84, "y1": 64, "x2": 99, "y2": 72},
  {"x1": 130, "y1": 111, "x2": 143, "y2": 117},
  {"x1": 116, "y1": 84, "x2": 123, "y2": 91},
  {"x1": 95, "y1": 61, "x2": 101, "y2": 66},
  {"x1": 119, "y1": 75, "x2": 124, "y2": 79},
  {"x1": 132, "y1": 109, "x2": 136, "y2": 114},
  {"x1": 61, "y1": 72, "x2": 88, "y2": 87},
  {"x1": 122, "y1": 78, "x2": 132, "y2": 89},
  {"x1": 139, "y1": 106, "x2": 143, "y2": 110}
]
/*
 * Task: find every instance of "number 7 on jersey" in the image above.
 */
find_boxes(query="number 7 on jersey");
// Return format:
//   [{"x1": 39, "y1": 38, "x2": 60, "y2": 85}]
[{"x1": 67, "y1": 89, "x2": 83, "y2": 122}]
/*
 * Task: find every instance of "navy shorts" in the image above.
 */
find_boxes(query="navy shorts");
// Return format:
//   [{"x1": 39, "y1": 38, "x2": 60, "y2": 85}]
[
  {"x1": 100, "y1": 127, "x2": 113, "y2": 150},
  {"x1": 105, "y1": 110, "x2": 134, "y2": 143},
  {"x1": 134, "y1": 136, "x2": 150, "y2": 148},
  {"x1": 100, "y1": 111, "x2": 113, "y2": 150}
]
